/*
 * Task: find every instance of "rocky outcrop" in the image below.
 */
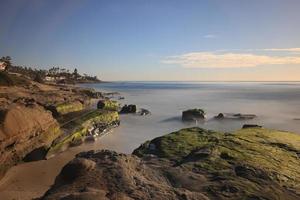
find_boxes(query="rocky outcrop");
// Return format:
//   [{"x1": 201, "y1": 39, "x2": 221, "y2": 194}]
[
  {"x1": 46, "y1": 101, "x2": 84, "y2": 117},
  {"x1": 242, "y1": 124, "x2": 262, "y2": 129},
  {"x1": 120, "y1": 104, "x2": 137, "y2": 114},
  {"x1": 41, "y1": 127, "x2": 300, "y2": 200},
  {"x1": 97, "y1": 100, "x2": 119, "y2": 111},
  {"x1": 214, "y1": 113, "x2": 256, "y2": 120},
  {"x1": 41, "y1": 150, "x2": 210, "y2": 200},
  {"x1": 0, "y1": 103, "x2": 61, "y2": 178},
  {"x1": 47, "y1": 110, "x2": 120, "y2": 157},
  {"x1": 182, "y1": 109, "x2": 205, "y2": 121}
]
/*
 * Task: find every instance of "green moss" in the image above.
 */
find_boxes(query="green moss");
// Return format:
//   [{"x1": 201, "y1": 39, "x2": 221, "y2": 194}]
[
  {"x1": 133, "y1": 127, "x2": 300, "y2": 191},
  {"x1": 134, "y1": 127, "x2": 220, "y2": 159},
  {"x1": 98, "y1": 100, "x2": 119, "y2": 111},
  {"x1": 47, "y1": 110, "x2": 119, "y2": 156},
  {"x1": 56, "y1": 101, "x2": 84, "y2": 115},
  {"x1": 184, "y1": 108, "x2": 206, "y2": 115},
  {"x1": 47, "y1": 127, "x2": 86, "y2": 156}
]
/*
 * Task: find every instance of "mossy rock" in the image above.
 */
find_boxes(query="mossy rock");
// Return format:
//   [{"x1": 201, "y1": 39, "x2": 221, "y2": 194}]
[
  {"x1": 47, "y1": 110, "x2": 119, "y2": 156},
  {"x1": 54, "y1": 101, "x2": 84, "y2": 115},
  {"x1": 97, "y1": 100, "x2": 119, "y2": 111},
  {"x1": 182, "y1": 108, "x2": 205, "y2": 121},
  {"x1": 133, "y1": 127, "x2": 300, "y2": 199}
]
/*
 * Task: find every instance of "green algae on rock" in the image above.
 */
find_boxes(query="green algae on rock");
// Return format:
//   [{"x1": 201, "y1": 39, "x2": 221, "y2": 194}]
[
  {"x1": 133, "y1": 127, "x2": 300, "y2": 199},
  {"x1": 54, "y1": 101, "x2": 84, "y2": 115},
  {"x1": 47, "y1": 110, "x2": 119, "y2": 157},
  {"x1": 97, "y1": 99, "x2": 119, "y2": 111},
  {"x1": 41, "y1": 127, "x2": 300, "y2": 200}
]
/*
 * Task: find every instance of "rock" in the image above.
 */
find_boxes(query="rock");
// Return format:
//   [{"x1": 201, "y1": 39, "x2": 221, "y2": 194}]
[
  {"x1": 214, "y1": 113, "x2": 257, "y2": 120},
  {"x1": 182, "y1": 109, "x2": 205, "y2": 121},
  {"x1": 138, "y1": 108, "x2": 151, "y2": 116},
  {"x1": 46, "y1": 101, "x2": 84, "y2": 117},
  {"x1": 23, "y1": 146, "x2": 48, "y2": 162},
  {"x1": 79, "y1": 88, "x2": 103, "y2": 98},
  {"x1": 41, "y1": 150, "x2": 210, "y2": 200},
  {"x1": 233, "y1": 113, "x2": 256, "y2": 119},
  {"x1": 242, "y1": 124, "x2": 262, "y2": 129},
  {"x1": 47, "y1": 110, "x2": 120, "y2": 157},
  {"x1": 59, "y1": 158, "x2": 96, "y2": 182},
  {"x1": 0, "y1": 103, "x2": 61, "y2": 178},
  {"x1": 97, "y1": 100, "x2": 119, "y2": 111},
  {"x1": 214, "y1": 113, "x2": 224, "y2": 119},
  {"x1": 132, "y1": 127, "x2": 300, "y2": 200},
  {"x1": 120, "y1": 104, "x2": 137, "y2": 114},
  {"x1": 42, "y1": 127, "x2": 300, "y2": 200}
]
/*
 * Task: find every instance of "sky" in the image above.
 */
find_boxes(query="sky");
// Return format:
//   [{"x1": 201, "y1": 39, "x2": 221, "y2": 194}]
[{"x1": 1, "y1": 0, "x2": 300, "y2": 81}]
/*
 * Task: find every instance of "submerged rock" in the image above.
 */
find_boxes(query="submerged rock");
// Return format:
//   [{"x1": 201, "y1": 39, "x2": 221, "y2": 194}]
[
  {"x1": 214, "y1": 113, "x2": 225, "y2": 119},
  {"x1": 242, "y1": 124, "x2": 262, "y2": 129},
  {"x1": 182, "y1": 109, "x2": 205, "y2": 121},
  {"x1": 214, "y1": 113, "x2": 256, "y2": 120},
  {"x1": 42, "y1": 127, "x2": 300, "y2": 200},
  {"x1": 138, "y1": 108, "x2": 151, "y2": 116},
  {"x1": 120, "y1": 104, "x2": 137, "y2": 114}
]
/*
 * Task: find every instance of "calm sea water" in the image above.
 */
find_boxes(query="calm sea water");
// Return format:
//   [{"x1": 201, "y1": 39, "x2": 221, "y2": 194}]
[{"x1": 83, "y1": 81, "x2": 300, "y2": 153}]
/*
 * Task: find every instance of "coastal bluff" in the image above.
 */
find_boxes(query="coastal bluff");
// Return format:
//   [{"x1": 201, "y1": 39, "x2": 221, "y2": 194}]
[
  {"x1": 0, "y1": 73, "x2": 120, "y2": 179},
  {"x1": 41, "y1": 127, "x2": 300, "y2": 200}
]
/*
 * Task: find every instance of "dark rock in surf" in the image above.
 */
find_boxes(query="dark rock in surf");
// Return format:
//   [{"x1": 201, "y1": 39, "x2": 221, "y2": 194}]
[
  {"x1": 139, "y1": 108, "x2": 151, "y2": 116},
  {"x1": 214, "y1": 113, "x2": 225, "y2": 119},
  {"x1": 182, "y1": 109, "x2": 205, "y2": 121},
  {"x1": 242, "y1": 124, "x2": 262, "y2": 129},
  {"x1": 120, "y1": 104, "x2": 137, "y2": 114}
]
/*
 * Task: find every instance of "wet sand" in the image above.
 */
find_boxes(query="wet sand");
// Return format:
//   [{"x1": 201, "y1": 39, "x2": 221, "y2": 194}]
[{"x1": 0, "y1": 137, "x2": 109, "y2": 200}]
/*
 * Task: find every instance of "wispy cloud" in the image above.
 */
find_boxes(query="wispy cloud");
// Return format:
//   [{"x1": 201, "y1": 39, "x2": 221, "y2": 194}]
[
  {"x1": 262, "y1": 48, "x2": 300, "y2": 52},
  {"x1": 203, "y1": 34, "x2": 217, "y2": 39},
  {"x1": 162, "y1": 50, "x2": 300, "y2": 68}
]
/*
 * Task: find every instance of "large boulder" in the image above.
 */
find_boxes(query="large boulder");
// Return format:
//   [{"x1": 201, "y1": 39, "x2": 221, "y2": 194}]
[
  {"x1": 182, "y1": 109, "x2": 205, "y2": 121},
  {"x1": 0, "y1": 103, "x2": 61, "y2": 178},
  {"x1": 120, "y1": 104, "x2": 137, "y2": 114},
  {"x1": 42, "y1": 127, "x2": 300, "y2": 200}
]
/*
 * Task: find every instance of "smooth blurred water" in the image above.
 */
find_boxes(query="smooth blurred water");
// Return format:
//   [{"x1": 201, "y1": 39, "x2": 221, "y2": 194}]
[{"x1": 83, "y1": 81, "x2": 300, "y2": 153}]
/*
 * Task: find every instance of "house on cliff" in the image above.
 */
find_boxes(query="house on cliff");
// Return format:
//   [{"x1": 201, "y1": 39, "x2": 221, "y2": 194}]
[{"x1": 0, "y1": 62, "x2": 7, "y2": 71}]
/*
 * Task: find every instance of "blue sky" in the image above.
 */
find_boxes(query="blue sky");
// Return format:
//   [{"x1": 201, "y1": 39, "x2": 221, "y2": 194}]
[{"x1": 1, "y1": 0, "x2": 300, "y2": 81}]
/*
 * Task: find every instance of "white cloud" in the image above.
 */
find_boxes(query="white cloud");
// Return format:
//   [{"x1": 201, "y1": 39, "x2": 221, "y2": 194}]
[
  {"x1": 162, "y1": 51, "x2": 300, "y2": 68},
  {"x1": 263, "y1": 48, "x2": 300, "y2": 52},
  {"x1": 203, "y1": 34, "x2": 217, "y2": 39}
]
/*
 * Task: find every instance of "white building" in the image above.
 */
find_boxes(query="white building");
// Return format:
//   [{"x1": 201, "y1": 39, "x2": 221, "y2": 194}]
[
  {"x1": 0, "y1": 62, "x2": 7, "y2": 71},
  {"x1": 45, "y1": 76, "x2": 55, "y2": 81}
]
